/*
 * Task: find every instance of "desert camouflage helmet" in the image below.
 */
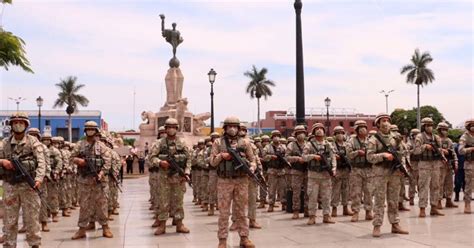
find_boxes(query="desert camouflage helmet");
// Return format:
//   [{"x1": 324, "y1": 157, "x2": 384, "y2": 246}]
[
  {"x1": 42, "y1": 133, "x2": 52, "y2": 140},
  {"x1": 261, "y1": 135, "x2": 270, "y2": 142},
  {"x1": 57, "y1": 136, "x2": 65, "y2": 143},
  {"x1": 436, "y1": 122, "x2": 449, "y2": 130},
  {"x1": 294, "y1": 125, "x2": 307, "y2": 134},
  {"x1": 390, "y1": 124, "x2": 399, "y2": 132},
  {"x1": 410, "y1": 128, "x2": 421, "y2": 135},
  {"x1": 354, "y1": 120, "x2": 367, "y2": 130},
  {"x1": 465, "y1": 119, "x2": 474, "y2": 129},
  {"x1": 198, "y1": 138, "x2": 205, "y2": 144},
  {"x1": 332, "y1": 126, "x2": 345, "y2": 134},
  {"x1": 421, "y1": 117, "x2": 434, "y2": 127},
  {"x1": 210, "y1": 132, "x2": 220, "y2": 138},
  {"x1": 253, "y1": 137, "x2": 262, "y2": 142},
  {"x1": 239, "y1": 123, "x2": 247, "y2": 130},
  {"x1": 287, "y1": 136, "x2": 296, "y2": 142},
  {"x1": 165, "y1": 118, "x2": 179, "y2": 128},
  {"x1": 369, "y1": 130, "x2": 377, "y2": 135},
  {"x1": 204, "y1": 137, "x2": 211, "y2": 143},
  {"x1": 271, "y1": 130, "x2": 281, "y2": 137},
  {"x1": 374, "y1": 113, "x2": 391, "y2": 125},
  {"x1": 310, "y1": 123, "x2": 325, "y2": 134},
  {"x1": 158, "y1": 126, "x2": 166, "y2": 133},
  {"x1": 51, "y1": 136, "x2": 61, "y2": 143},
  {"x1": 223, "y1": 116, "x2": 240, "y2": 127},
  {"x1": 326, "y1": 137, "x2": 334, "y2": 143},
  {"x1": 9, "y1": 112, "x2": 30, "y2": 127}
]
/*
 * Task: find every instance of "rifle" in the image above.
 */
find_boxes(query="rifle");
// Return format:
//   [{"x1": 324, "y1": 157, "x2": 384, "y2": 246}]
[
  {"x1": 430, "y1": 141, "x2": 455, "y2": 172},
  {"x1": 335, "y1": 143, "x2": 352, "y2": 172},
  {"x1": 166, "y1": 154, "x2": 193, "y2": 189},
  {"x1": 274, "y1": 147, "x2": 292, "y2": 169},
  {"x1": 85, "y1": 158, "x2": 102, "y2": 184},
  {"x1": 110, "y1": 172, "x2": 123, "y2": 193},
  {"x1": 374, "y1": 134, "x2": 411, "y2": 179},
  {"x1": 224, "y1": 137, "x2": 268, "y2": 194},
  {"x1": 11, "y1": 156, "x2": 52, "y2": 214},
  {"x1": 309, "y1": 141, "x2": 335, "y2": 177}
]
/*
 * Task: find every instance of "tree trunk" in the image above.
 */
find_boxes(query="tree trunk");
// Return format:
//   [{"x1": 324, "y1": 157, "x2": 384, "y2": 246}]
[
  {"x1": 257, "y1": 97, "x2": 261, "y2": 135},
  {"x1": 68, "y1": 114, "x2": 73, "y2": 142},
  {"x1": 417, "y1": 84, "x2": 421, "y2": 130}
]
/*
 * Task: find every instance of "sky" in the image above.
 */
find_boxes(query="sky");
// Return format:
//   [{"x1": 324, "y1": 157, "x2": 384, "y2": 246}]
[{"x1": 0, "y1": 0, "x2": 472, "y2": 131}]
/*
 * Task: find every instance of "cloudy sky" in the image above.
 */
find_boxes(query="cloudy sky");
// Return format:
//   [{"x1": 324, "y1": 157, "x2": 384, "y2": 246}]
[{"x1": 0, "y1": 0, "x2": 472, "y2": 131}]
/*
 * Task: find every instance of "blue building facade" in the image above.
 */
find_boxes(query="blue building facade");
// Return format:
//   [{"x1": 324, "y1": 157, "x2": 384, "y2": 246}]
[{"x1": 0, "y1": 110, "x2": 104, "y2": 142}]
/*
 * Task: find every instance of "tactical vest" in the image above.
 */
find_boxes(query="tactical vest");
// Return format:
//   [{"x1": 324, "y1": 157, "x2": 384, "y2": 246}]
[
  {"x1": 258, "y1": 147, "x2": 269, "y2": 171},
  {"x1": 334, "y1": 142, "x2": 350, "y2": 170},
  {"x1": 2, "y1": 136, "x2": 38, "y2": 184},
  {"x1": 157, "y1": 138, "x2": 187, "y2": 175},
  {"x1": 217, "y1": 137, "x2": 247, "y2": 178},
  {"x1": 419, "y1": 133, "x2": 441, "y2": 161},
  {"x1": 289, "y1": 142, "x2": 307, "y2": 172},
  {"x1": 267, "y1": 144, "x2": 285, "y2": 170},
  {"x1": 463, "y1": 133, "x2": 474, "y2": 161},
  {"x1": 351, "y1": 137, "x2": 370, "y2": 168},
  {"x1": 373, "y1": 134, "x2": 397, "y2": 168},
  {"x1": 78, "y1": 141, "x2": 105, "y2": 177},
  {"x1": 307, "y1": 141, "x2": 331, "y2": 172}
]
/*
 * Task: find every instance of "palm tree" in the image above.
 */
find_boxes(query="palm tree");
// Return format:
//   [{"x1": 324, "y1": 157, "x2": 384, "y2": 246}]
[
  {"x1": 244, "y1": 65, "x2": 275, "y2": 134},
  {"x1": 53, "y1": 76, "x2": 89, "y2": 142},
  {"x1": 400, "y1": 48, "x2": 435, "y2": 129}
]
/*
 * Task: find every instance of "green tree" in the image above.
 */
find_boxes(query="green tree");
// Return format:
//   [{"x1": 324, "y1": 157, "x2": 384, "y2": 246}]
[
  {"x1": 244, "y1": 65, "x2": 275, "y2": 134},
  {"x1": 0, "y1": 1, "x2": 33, "y2": 73},
  {"x1": 390, "y1": 105, "x2": 448, "y2": 134},
  {"x1": 53, "y1": 76, "x2": 89, "y2": 142},
  {"x1": 400, "y1": 48, "x2": 435, "y2": 129}
]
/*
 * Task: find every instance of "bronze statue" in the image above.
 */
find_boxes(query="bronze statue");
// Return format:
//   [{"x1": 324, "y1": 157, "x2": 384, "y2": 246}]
[{"x1": 160, "y1": 14, "x2": 183, "y2": 67}]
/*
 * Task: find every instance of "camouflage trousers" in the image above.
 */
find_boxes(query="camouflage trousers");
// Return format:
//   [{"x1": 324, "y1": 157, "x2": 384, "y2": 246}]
[
  {"x1": 193, "y1": 170, "x2": 202, "y2": 201},
  {"x1": 149, "y1": 172, "x2": 159, "y2": 210},
  {"x1": 47, "y1": 180, "x2": 60, "y2": 214},
  {"x1": 290, "y1": 169, "x2": 308, "y2": 211},
  {"x1": 39, "y1": 181, "x2": 49, "y2": 223},
  {"x1": 157, "y1": 172, "x2": 186, "y2": 221},
  {"x1": 77, "y1": 176, "x2": 109, "y2": 227},
  {"x1": 267, "y1": 168, "x2": 286, "y2": 205},
  {"x1": 399, "y1": 177, "x2": 407, "y2": 203},
  {"x1": 108, "y1": 178, "x2": 119, "y2": 211},
  {"x1": 331, "y1": 168, "x2": 351, "y2": 207},
  {"x1": 464, "y1": 161, "x2": 474, "y2": 203},
  {"x1": 409, "y1": 161, "x2": 419, "y2": 198},
  {"x1": 231, "y1": 179, "x2": 258, "y2": 221},
  {"x1": 259, "y1": 170, "x2": 268, "y2": 202},
  {"x1": 59, "y1": 177, "x2": 71, "y2": 210},
  {"x1": 200, "y1": 170, "x2": 209, "y2": 204},
  {"x1": 208, "y1": 170, "x2": 218, "y2": 205},
  {"x1": 350, "y1": 167, "x2": 374, "y2": 212},
  {"x1": 372, "y1": 166, "x2": 401, "y2": 227},
  {"x1": 71, "y1": 175, "x2": 78, "y2": 205},
  {"x1": 307, "y1": 171, "x2": 332, "y2": 216},
  {"x1": 417, "y1": 161, "x2": 441, "y2": 208},
  {"x1": 439, "y1": 165, "x2": 454, "y2": 199},
  {"x1": 217, "y1": 177, "x2": 249, "y2": 239},
  {"x1": 3, "y1": 182, "x2": 41, "y2": 247}
]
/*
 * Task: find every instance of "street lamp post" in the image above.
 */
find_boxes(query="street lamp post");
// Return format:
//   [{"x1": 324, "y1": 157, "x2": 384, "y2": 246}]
[
  {"x1": 8, "y1": 97, "x2": 26, "y2": 111},
  {"x1": 208, "y1": 68, "x2": 217, "y2": 133},
  {"x1": 380, "y1": 90, "x2": 394, "y2": 113},
  {"x1": 36, "y1": 96, "x2": 43, "y2": 133},
  {"x1": 324, "y1": 97, "x2": 331, "y2": 136},
  {"x1": 294, "y1": 0, "x2": 306, "y2": 126}
]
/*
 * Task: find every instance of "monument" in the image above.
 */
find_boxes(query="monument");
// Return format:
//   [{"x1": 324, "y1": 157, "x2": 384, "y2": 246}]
[{"x1": 136, "y1": 14, "x2": 210, "y2": 148}]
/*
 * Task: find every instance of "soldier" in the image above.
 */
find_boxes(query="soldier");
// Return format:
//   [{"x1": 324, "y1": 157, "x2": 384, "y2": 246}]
[
  {"x1": 42, "y1": 135, "x2": 63, "y2": 224},
  {"x1": 391, "y1": 125, "x2": 410, "y2": 212},
  {"x1": 0, "y1": 112, "x2": 46, "y2": 248},
  {"x1": 99, "y1": 133, "x2": 121, "y2": 220},
  {"x1": 407, "y1": 128, "x2": 421, "y2": 205},
  {"x1": 413, "y1": 117, "x2": 444, "y2": 217},
  {"x1": 347, "y1": 120, "x2": 374, "y2": 222},
  {"x1": 150, "y1": 126, "x2": 166, "y2": 224},
  {"x1": 257, "y1": 135, "x2": 270, "y2": 209},
  {"x1": 264, "y1": 130, "x2": 288, "y2": 212},
  {"x1": 53, "y1": 136, "x2": 72, "y2": 218},
  {"x1": 69, "y1": 143, "x2": 79, "y2": 208},
  {"x1": 197, "y1": 139, "x2": 209, "y2": 211},
  {"x1": 192, "y1": 143, "x2": 202, "y2": 206},
  {"x1": 331, "y1": 126, "x2": 353, "y2": 217},
  {"x1": 367, "y1": 113, "x2": 408, "y2": 237},
  {"x1": 70, "y1": 121, "x2": 113, "y2": 239},
  {"x1": 210, "y1": 116, "x2": 256, "y2": 248},
  {"x1": 437, "y1": 122, "x2": 458, "y2": 208},
  {"x1": 63, "y1": 142, "x2": 76, "y2": 212},
  {"x1": 149, "y1": 118, "x2": 190, "y2": 235},
  {"x1": 207, "y1": 132, "x2": 220, "y2": 216},
  {"x1": 285, "y1": 125, "x2": 308, "y2": 219},
  {"x1": 458, "y1": 119, "x2": 474, "y2": 214}
]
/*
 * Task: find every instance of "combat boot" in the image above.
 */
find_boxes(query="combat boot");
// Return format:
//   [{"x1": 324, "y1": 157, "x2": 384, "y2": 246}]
[
  {"x1": 154, "y1": 221, "x2": 166, "y2": 235},
  {"x1": 365, "y1": 210, "x2": 374, "y2": 220},
  {"x1": 249, "y1": 219, "x2": 262, "y2": 229},
  {"x1": 350, "y1": 211, "x2": 359, "y2": 222},
  {"x1": 218, "y1": 238, "x2": 227, "y2": 248},
  {"x1": 323, "y1": 214, "x2": 336, "y2": 224},
  {"x1": 208, "y1": 204, "x2": 215, "y2": 216},
  {"x1": 409, "y1": 197, "x2": 415, "y2": 206},
  {"x1": 372, "y1": 226, "x2": 381, "y2": 237},
  {"x1": 18, "y1": 226, "x2": 27, "y2": 233},
  {"x1": 281, "y1": 202, "x2": 287, "y2": 211},
  {"x1": 52, "y1": 213, "x2": 59, "y2": 222},
  {"x1": 436, "y1": 200, "x2": 443, "y2": 209},
  {"x1": 430, "y1": 206, "x2": 445, "y2": 216},
  {"x1": 62, "y1": 209, "x2": 71, "y2": 217},
  {"x1": 229, "y1": 221, "x2": 238, "y2": 231},
  {"x1": 306, "y1": 215, "x2": 316, "y2": 225},
  {"x1": 71, "y1": 227, "x2": 87, "y2": 240},
  {"x1": 108, "y1": 211, "x2": 114, "y2": 221},
  {"x1": 391, "y1": 223, "x2": 409, "y2": 234},
  {"x1": 267, "y1": 204, "x2": 274, "y2": 213},
  {"x1": 151, "y1": 218, "x2": 160, "y2": 228},
  {"x1": 398, "y1": 202, "x2": 410, "y2": 211},
  {"x1": 113, "y1": 208, "x2": 120, "y2": 215},
  {"x1": 419, "y1": 207, "x2": 426, "y2": 218},
  {"x1": 172, "y1": 218, "x2": 177, "y2": 226},
  {"x1": 331, "y1": 207, "x2": 337, "y2": 217},
  {"x1": 202, "y1": 203, "x2": 209, "y2": 212},
  {"x1": 240, "y1": 236, "x2": 255, "y2": 248},
  {"x1": 304, "y1": 207, "x2": 309, "y2": 217},
  {"x1": 257, "y1": 201, "x2": 265, "y2": 209},
  {"x1": 102, "y1": 225, "x2": 114, "y2": 238},
  {"x1": 292, "y1": 211, "x2": 300, "y2": 219},
  {"x1": 176, "y1": 220, "x2": 190, "y2": 233},
  {"x1": 454, "y1": 192, "x2": 459, "y2": 202},
  {"x1": 85, "y1": 222, "x2": 96, "y2": 231},
  {"x1": 192, "y1": 196, "x2": 196, "y2": 203},
  {"x1": 41, "y1": 221, "x2": 50, "y2": 232},
  {"x1": 343, "y1": 206, "x2": 353, "y2": 216},
  {"x1": 465, "y1": 202, "x2": 472, "y2": 214},
  {"x1": 445, "y1": 198, "x2": 458, "y2": 208}
]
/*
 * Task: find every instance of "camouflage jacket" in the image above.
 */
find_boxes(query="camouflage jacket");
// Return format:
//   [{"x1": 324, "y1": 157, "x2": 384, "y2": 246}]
[
  {"x1": 148, "y1": 137, "x2": 191, "y2": 174},
  {"x1": 210, "y1": 136, "x2": 256, "y2": 170},
  {"x1": 367, "y1": 131, "x2": 406, "y2": 168},
  {"x1": 70, "y1": 139, "x2": 112, "y2": 176}
]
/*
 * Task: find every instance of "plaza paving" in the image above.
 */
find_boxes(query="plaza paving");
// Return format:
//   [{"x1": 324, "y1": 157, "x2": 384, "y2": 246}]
[{"x1": 13, "y1": 176, "x2": 474, "y2": 248}]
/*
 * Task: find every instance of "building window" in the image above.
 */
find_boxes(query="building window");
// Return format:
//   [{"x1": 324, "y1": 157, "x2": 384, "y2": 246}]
[
  {"x1": 339, "y1": 121, "x2": 344, "y2": 127},
  {"x1": 280, "y1": 121, "x2": 286, "y2": 127},
  {"x1": 45, "y1": 120, "x2": 50, "y2": 126},
  {"x1": 349, "y1": 121, "x2": 355, "y2": 127}
]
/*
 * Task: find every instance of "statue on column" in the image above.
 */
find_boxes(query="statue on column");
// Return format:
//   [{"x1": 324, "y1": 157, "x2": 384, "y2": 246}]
[{"x1": 159, "y1": 14, "x2": 183, "y2": 68}]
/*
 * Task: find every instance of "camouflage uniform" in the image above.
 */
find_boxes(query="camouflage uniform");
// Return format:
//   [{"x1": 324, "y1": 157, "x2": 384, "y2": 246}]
[
  {"x1": 197, "y1": 140, "x2": 210, "y2": 210},
  {"x1": 207, "y1": 133, "x2": 220, "y2": 215},
  {"x1": 108, "y1": 148, "x2": 121, "y2": 217},
  {"x1": 263, "y1": 131, "x2": 288, "y2": 211},
  {"x1": 149, "y1": 118, "x2": 191, "y2": 235},
  {"x1": 331, "y1": 126, "x2": 352, "y2": 216},
  {"x1": 458, "y1": 119, "x2": 474, "y2": 213},
  {"x1": 407, "y1": 129, "x2": 421, "y2": 205},
  {"x1": 257, "y1": 136, "x2": 270, "y2": 206},
  {"x1": 0, "y1": 113, "x2": 46, "y2": 247},
  {"x1": 192, "y1": 148, "x2": 202, "y2": 204},
  {"x1": 60, "y1": 141, "x2": 73, "y2": 214},
  {"x1": 149, "y1": 126, "x2": 166, "y2": 212},
  {"x1": 303, "y1": 124, "x2": 336, "y2": 224},
  {"x1": 46, "y1": 137, "x2": 63, "y2": 221},
  {"x1": 437, "y1": 122, "x2": 458, "y2": 208}
]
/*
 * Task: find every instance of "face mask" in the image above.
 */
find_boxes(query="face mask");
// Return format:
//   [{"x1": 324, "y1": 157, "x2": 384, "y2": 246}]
[
  {"x1": 206, "y1": 142, "x2": 212, "y2": 147},
  {"x1": 262, "y1": 141, "x2": 269, "y2": 146},
  {"x1": 12, "y1": 123, "x2": 26, "y2": 133},
  {"x1": 159, "y1": 133, "x2": 167, "y2": 138},
  {"x1": 358, "y1": 127, "x2": 367, "y2": 136},
  {"x1": 167, "y1": 128, "x2": 177, "y2": 136},
  {"x1": 43, "y1": 140, "x2": 51, "y2": 146},
  {"x1": 86, "y1": 130, "x2": 96, "y2": 137},
  {"x1": 335, "y1": 134, "x2": 344, "y2": 141},
  {"x1": 272, "y1": 137, "x2": 280, "y2": 143},
  {"x1": 296, "y1": 133, "x2": 306, "y2": 141},
  {"x1": 440, "y1": 130, "x2": 448, "y2": 136},
  {"x1": 315, "y1": 129, "x2": 324, "y2": 137},
  {"x1": 380, "y1": 121, "x2": 391, "y2": 133},
  {"x1": 470, "y1": 126, "x2": 474, "y2": 132},
  {"x1": 238, "y1": 130, "x2": 246, "y2": 137},
  {"x1": 425, "y1": 126, "x2": 433, "y2": 133},
  {"x1": 53, "y1": 143, "x2": 59, "y2": 148},
  {"x1": 227, "y1": 127, "x2": 238, "y2": 137}
]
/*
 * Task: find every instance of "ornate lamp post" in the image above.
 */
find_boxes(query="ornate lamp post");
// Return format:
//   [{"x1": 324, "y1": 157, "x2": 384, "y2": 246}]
[
  {"x1": 36, "y1": 96, "x2": 43, "y2": 132},
  {"x1": 208, "y1": 68, "x2": 217, "y2": 133},
  {"x1": 324, "y1": 97, "x2": 331, "y2": 136}
]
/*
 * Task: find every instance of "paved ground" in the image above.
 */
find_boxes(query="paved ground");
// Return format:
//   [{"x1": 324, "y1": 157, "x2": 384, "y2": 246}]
[{"x1": 12, "y1": 176, "x2": 474, "y2": 248}]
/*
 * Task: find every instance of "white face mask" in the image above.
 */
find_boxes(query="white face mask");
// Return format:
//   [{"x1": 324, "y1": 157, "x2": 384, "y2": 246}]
[
  {"x1": 296, "y1": 133, "x2": 306, "y2": 141},
  {"x1": 272, "y1": 137, "x2": 280, "y2": 143},
  {"x1": 425, "y1": 126, "x2": 433, "y2": 133},
  {"x1": 226, "y1": 127, "x2": 238, "y2": 137},
  {"x1": 159, "y1": 133, "x2": 167, "y2": 138},
  {"x1": 358, "y1": 127, "x2": 367, "y2": 136},
  {"x1": 43, "y1": 140, "x2": 51, "y2": 146},
  {"x1": 379, "y1": 121, "x2": 391, "y2": 133},
  {"x1": 469, "y1": 126, "x2": 474, "y2": 133},
  {"x1": 167, "y1": 128, "x2": 177, "y2": 136},
  {"x1": 315, "y1": 129, "x2": 324, "y2": 137},
  {"x1": 12, "y1": 123, "x2": 26, "y2": 133},
  {"x1": 53, "y1": 143, "x2": 59, "y2": 148},
  {"x1": 86, "y1": 130, "x2": 96, "y2": 137},
  {"x1": 440, "y1": 130, "x2": 448, "y2": 136},
  {"x1": 335, "y1": 133, "x2": 344, "y2": 141}
]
